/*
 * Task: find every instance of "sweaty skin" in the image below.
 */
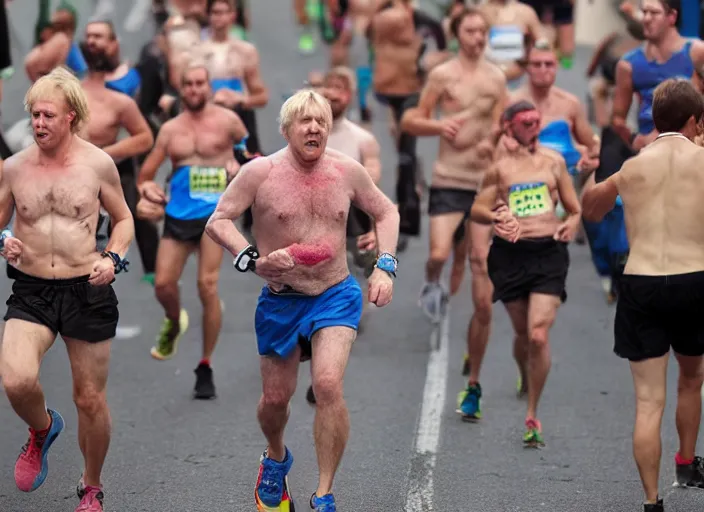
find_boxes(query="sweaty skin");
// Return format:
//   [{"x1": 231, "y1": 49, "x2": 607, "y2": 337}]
[
  {"x1": 370, "y1": 2, "x2": 423, "y2": 96},
  {"x1": 584, "y1": 135, "x2": 704, "y2": 276},
  {"x1": 207, "y1": 148, "x2": 399, "y2": 296},
  {"x1": 472, "y1": 146, "x2": 581, "y2": 239},
  {"x1": 0, "y1": 138, "x2": 133, "y2": 279},
  {"x1": 402, "y1": 58, "x2": 507, "y2": 190},
  {"x1": 81, "y1": 79, "x2": 154, "y2": 163}
]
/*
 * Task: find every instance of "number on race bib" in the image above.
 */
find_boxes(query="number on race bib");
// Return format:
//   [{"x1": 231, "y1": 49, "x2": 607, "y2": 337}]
[
  {"x1": 508, "y1": 182, "x2": 553, "y2": 218},
  {"x1": 188, "y1": 166, "x2": 227, "y2": 201}
]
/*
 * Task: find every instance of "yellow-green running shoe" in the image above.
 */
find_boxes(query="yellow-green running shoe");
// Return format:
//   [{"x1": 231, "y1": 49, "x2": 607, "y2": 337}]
[
  {"x1": 150, "y1": 309, "x2": 189, "y2": 361},
  {"x1": 523, "y1": 418, "x2": 545, "y2": 448}
]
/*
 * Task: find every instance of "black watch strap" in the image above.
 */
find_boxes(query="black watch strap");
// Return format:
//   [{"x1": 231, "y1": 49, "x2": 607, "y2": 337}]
[
  {"x1": 234, "y1": 245, "x2": 259, "y2": 273},
  {"x1": 101, "y1": 251, "x2": 130, "y2": 274}
]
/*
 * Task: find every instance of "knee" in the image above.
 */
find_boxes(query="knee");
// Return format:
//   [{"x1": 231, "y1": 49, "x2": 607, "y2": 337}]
[
  {"x1": 261, "y1": 389, "x2": 293, "y2": 411},
  {"x1": 2, "y1": 366, "x2": 39, "y2": 400},
  {"x1": 530, "y1": 325, "x2": 550, "y2": 348},
  {"x1": 679, "y1": 369, "x2": 704, "y2": 393},
  {"x1": 154, "y1": 278, "x2": 178, "y2": 300},
  {"x1": 469, "y1": 250, "x2": 488, "y2": 275},
  {"x1": 312, "y1": 373, "x2": 344, "y2": 406},
  {"x1": 428, "y1": 246, "x2": 451, "y2": 267},
  {"x1": 73, "y1": 386, "x2": 107, "y2": 417},
  {"x1": 197, "y1": 275, "x2": 219, "y2": 302}
]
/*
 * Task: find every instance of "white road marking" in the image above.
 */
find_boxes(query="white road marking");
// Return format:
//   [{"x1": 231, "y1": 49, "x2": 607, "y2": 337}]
[
  {"x1": 124, "y1": 0, "x2": 153, "y2": 33},
  {"x1": 115, "y1": 325, "x2": 142, "y2": 339},
  {"x1": 405, "y1": 311, "x2": 450, "y2": 511}
]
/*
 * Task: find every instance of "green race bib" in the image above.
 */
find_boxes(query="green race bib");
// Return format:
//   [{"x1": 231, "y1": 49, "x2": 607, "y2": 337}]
[
  {"x1": 508, "y1": 182, "x2": 552, "y2": 218},
  {"x1": 188, "y1": 166, "x2": 227, "y2": 203}
]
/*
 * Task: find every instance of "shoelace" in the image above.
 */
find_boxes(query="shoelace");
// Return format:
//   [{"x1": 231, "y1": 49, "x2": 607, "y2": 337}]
[
  {"x1": 76, "y1": 489, "x2": 104, "y2": 511},
  {"x1": 157, "y1": 320, "x2": 175, "y2": 351},
  {"x1": 20, "y1": 430, "x2": 47, "y2": 460},
  {"x1": 260, "y1": 462, "x2": 284, "y2": 496}
]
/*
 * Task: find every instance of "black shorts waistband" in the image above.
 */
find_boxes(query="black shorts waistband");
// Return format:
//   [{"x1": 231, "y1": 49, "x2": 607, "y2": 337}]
[
  {"x1": 492, "y1": 236, "x2": 560, "y2": 250},
  {"x1": 8, "y1": 265, "x2": 90, "y2": 286},
  {"x1": 621, "y1": 271, "x2": 704, "y2": 286}
]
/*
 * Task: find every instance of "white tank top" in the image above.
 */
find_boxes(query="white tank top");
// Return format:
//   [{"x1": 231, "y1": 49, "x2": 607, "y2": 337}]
[{"x1": 327, "y1": 118, "x2": 368, "y2": 163}]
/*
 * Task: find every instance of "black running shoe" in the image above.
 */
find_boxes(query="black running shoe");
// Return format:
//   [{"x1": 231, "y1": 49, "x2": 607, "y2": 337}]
[
  {"x1": 644, "y1": 498, "x2": 663, "y2": 512},
  {"x1": 360, "y1": 107, "x2": 372, "y2": 123},
  {"x1": 675, "y1": 456, "x2": 704, "y2": 488},
  {"x1": 306, "y1": 384, "x2": 316, "y2": 405},
  {"x1": 194, "y1": 363, "x2": 216, "y2": 400}
]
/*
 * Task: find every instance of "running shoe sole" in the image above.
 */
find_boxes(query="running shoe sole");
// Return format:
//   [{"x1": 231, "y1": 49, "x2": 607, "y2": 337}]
[
  {"x1": 255, "y1": 476, "x2": 295, "y2": 512},
  {"x1": 17, "y1": 409, "x2": 65, "y2": 492}
]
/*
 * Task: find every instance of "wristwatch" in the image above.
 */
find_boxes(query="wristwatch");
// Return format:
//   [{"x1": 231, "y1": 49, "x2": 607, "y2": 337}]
[
  {"x1": 375, "y1": 252, "x2": 398, "y2": 278},
  {"x1": 234, "y1": 245, "x2": 259, "y2": 273},
  {"x1": 0, "y1": 229, "x2": 12, "y2": 252},
  {"x1": 101, "y1": 251, "x2": 130, "y2": 274}
]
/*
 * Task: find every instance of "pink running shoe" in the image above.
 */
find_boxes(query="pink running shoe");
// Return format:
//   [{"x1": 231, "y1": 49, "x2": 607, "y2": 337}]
[
  {"x1": 14, "y1": 409, "x2": 64, "y2": 492},
  {"x1": 76, "y1": 485, "x2": 104, "y2": 511}
]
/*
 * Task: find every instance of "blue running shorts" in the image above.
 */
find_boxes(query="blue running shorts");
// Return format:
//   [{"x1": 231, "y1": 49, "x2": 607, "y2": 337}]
[{"x1": 255, "y1": 275, "x2": 363, "y2": 359}]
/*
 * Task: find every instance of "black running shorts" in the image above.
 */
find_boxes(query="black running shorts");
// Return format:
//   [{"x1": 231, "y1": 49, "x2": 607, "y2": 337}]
[
  {"x1": 428, "y1": 187, "x2": 476, "y2": 217},
  {"x1": 4, "y1": 266, "x2": 119, "y2": 342},
  {"x1": 615, "y1": 272, "x2": 704, "y2": 362},
  {"x1": 163, "y1": 215, "x2": 209, "y2": 244},
  {"x1": 488, "y1": 236, "x2": 569, "y2": 304}
]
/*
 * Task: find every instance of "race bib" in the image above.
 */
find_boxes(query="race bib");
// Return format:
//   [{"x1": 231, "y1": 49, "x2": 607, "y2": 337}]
[
  {"x1": 487, "y1": 25, "x2": 524, "y2": 62},
  {"x1": 189, "y1": 166, "x2": 227, "y2": 203},
  {"x1": 508, "y1": 182, "x2": 553, "y2": 218}
]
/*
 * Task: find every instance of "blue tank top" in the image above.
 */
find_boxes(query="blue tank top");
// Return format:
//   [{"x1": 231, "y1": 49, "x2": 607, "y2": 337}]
[
  {"x1": 538, "y1": 119, "x2": 581, "y2": 175},
  {"x1": 106, "y1": 68, "x2": 141, "y2": 98},
  {"x1": 65, "y1": 42, "x2": 88, "y2": 77},
  {"x1": 211, "y1": 77, "x2": 244, "y2": 93},
  {"x1": 165, "y1": 165, "x2": 228, "y2": 221},
  {"x1": 623, "y1": 40, "x2": 694, "y2": 134}
]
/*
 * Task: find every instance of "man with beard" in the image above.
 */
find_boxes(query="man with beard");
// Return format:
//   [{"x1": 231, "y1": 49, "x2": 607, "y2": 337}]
[
  {"x1": 470, "y1": 100, "x2": 581, "y2": 445},
  {"x1": 401, "y1": 7, "x2": 507, "y2": 420},
  {"x1": 136, "y1": 64, "x2": 248, "y2": 400},
  {"x1": 204, "y1": 88, "x2": 399, "y2": 512},
  {"x1": 80, "y1": 21, "x2": 159, "y2": 284},
  {"x1": 304, "y1": 65, "x2": 382, "y2": 406},
  {"x1": 1, "y1": 66, "x2": 134, "y2": 512}
]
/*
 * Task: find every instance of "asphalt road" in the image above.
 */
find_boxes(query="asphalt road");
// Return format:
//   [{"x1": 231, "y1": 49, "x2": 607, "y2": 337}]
[{"x1": 2, "y1": 1, "x2": 704, "y2": 511}]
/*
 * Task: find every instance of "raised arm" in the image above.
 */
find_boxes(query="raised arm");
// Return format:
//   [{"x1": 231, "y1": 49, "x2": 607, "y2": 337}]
[
  {"x1": 103, "y1": 96, "x2": 155, "y2": 163},
  {"x1": 205, "y1": 157, "x2": 271, "y2": 256}
]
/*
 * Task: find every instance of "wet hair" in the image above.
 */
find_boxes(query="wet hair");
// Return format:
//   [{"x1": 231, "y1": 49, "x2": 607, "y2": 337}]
[
  {"x1": 449, "y1": 7, "x2": 488, "y2": 38},
  {"x1": 279, "y1": 89, "x2": 333, "y2": 136},
  {"x1": 652, "y1": 78, "x2": 704, "y2": 133},
  {"x1": 86, "y1": 20, "x2": 117, "y2": 40},
  {"x1": 24, "y1": 66, "x2": 89, "y2": 133},
  {"x1": 501, "y1": 100, "x2": 537, "y2": 124},
  {"x1": 324, "y1": 66, "x2": 357, "y2": 94}
]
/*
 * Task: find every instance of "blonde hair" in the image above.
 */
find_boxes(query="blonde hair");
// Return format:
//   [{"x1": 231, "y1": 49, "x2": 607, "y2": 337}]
[
  {"x1": 279, "y1": 89, "x2": 333, "y2": 136},
  {"x1": 325, "y1": 66, "x2": 357, "y2": 94},
  {"x1": 24, "y1": 66, "x2": 89, "y2": 133}
]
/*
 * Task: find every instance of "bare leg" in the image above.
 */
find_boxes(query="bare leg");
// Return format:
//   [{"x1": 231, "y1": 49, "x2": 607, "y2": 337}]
[
  {"x1": 258, "y1": 347, "x2": 301, "y2": 462},
  {"x1": 467, "y1": 223, "x2": 493, "y2": 384},
  {"x1": 197, "y1": 234, "x2": 224, "y2": 361},
  {"x1": 426, "y1": 213, "x2": 465, "y2": 283},
  {"x1": 64, "y1": 337, "x2": 112, "y2": 488},
  {"x1": 525, "y1": 293, "x2": 560, "y2": 420},
  {"x1": 1, "y1": 319, "x2": 55, "y2": 430},
  {"x1": 154, "y1": 238, "x2": 192, "y2": 323},
  {"x1": 674, "y1": 353, "x2": 704, "y2": 461},
  {"x1": 630, "y1": 354, "x2": 669, "y2": 503},
  {"x1": 504, "y1": 299, "x2": 530, "y2": 394},
  {"x1": 310, "y1": 326, "x2": 356, "y2": 497}
]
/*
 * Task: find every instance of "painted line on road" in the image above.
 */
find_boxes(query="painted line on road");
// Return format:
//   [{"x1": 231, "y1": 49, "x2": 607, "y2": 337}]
[{"x1": 405, "y1": 311, "x2": 450, "y2": 511}]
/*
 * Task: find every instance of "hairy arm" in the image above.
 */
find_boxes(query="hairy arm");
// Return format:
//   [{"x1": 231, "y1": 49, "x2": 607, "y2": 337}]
[
  {"x1": 243, "y1": 47, "x2": 269, "y2": 109},
  {"x1": 360, "y1": 134, "x2": 382, "y2": 185},
  {"x1": 400, "y1": 67, "x2": 444, "y2": 136},
  {"x1": 611, "y1": 59, "x2": 635, "y2": 144},
  {"x1": 470, "y1": 166, "x2": 502, "y2": 224},
  {"x1": 581, "y1": 172, "x2": 620, "y2": 222},
  {"x1": 0, "y1": 159, "x2": 15, "y2": 229},
  {"x1": 205, "y1": 157, "x2": 271, "y2": 256},
  {"x1": 98, "y1": 153, "x2": 134, "y2": 258},
  {"x1": 137, "y1": 124, "x2": 170, "y2": 185},
  {"x1": 348, "y1": 159, "x2": 400, "y2": 256},
  {"x1": 103, "y1": 96, "x2": 155, "y2": 163}
]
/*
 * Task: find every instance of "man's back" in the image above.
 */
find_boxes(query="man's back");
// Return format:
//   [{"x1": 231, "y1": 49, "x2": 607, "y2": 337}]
[{"x1": 615, "y1": 135, "x2": 704, "y2": 275}]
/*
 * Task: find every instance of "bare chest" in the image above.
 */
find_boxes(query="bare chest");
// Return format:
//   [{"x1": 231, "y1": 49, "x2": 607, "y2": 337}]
[
  {"x1": 13, "y1": 168, "x2": 100, "y2": 221},
  {"x1": 202, "y1": 43, "x2": 246, "y2": 79},
  {"x1": 168, "y1": 121, "x2": 233, "y2": 162},
  {"x1": 500, "y1": 161, "x2": 558, "y2": 219},
  {"x1": 441, "y1": 76, "x2": 499, "y2": 117},
  {"x1": 256, "y1": 173, "x2": 351, "y2": 229},
  {"x1": 85, "y1": 94, "x2": 121, "y2": 143}
]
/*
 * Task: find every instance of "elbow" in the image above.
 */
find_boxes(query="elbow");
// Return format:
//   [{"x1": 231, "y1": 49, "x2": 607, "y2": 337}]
[{"x1": 138, "y1": 132, "x2": 154, "y2": 154}]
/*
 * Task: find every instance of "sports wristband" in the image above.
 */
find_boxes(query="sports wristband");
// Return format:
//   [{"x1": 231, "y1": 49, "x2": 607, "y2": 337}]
[
  {"x1": 101, "y1": 251, "x2": 130, "y2": 274},
  {"x1": 234, "y1": 244, "x2": 259, "y2": 273},
  {"x1": 374, "y1": 252, "x2": 398, "y2": 278},
  {"x1": 0, "y1": 229, "x2": 12, "y2": 252}
]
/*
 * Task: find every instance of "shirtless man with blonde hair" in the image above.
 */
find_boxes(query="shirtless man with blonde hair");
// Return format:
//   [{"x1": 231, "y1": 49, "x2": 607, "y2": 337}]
[
  {"x1": 0, "y1": 66, "x2": 134, "y2": 512},
  {"x1": 470, "y1": 100, "x2": 580, "y2": 444},
  {"x1": 205, "y1": 89, "x2": 399, "y2": 512},
  {"x1": 401, "y1": 6, "x2": 507, "y2": 419},
  {"x1": 583, "y1": 78, "x2": 704, "y2": 512}
]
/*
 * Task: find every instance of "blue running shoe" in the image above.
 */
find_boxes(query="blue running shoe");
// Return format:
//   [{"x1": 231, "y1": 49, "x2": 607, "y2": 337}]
[
  {"x1": 255, "y1": 447, "x2": 294, "y2": 509},
  {"x1": 310, "y1": 493, "x2": 336, "y2": 511},
  {"x1": 456, "y1": 382, "x2": 482, "y2": 422},
  {"x1": 15, "y1": 409, "x2": 65, "y2": 492}
]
